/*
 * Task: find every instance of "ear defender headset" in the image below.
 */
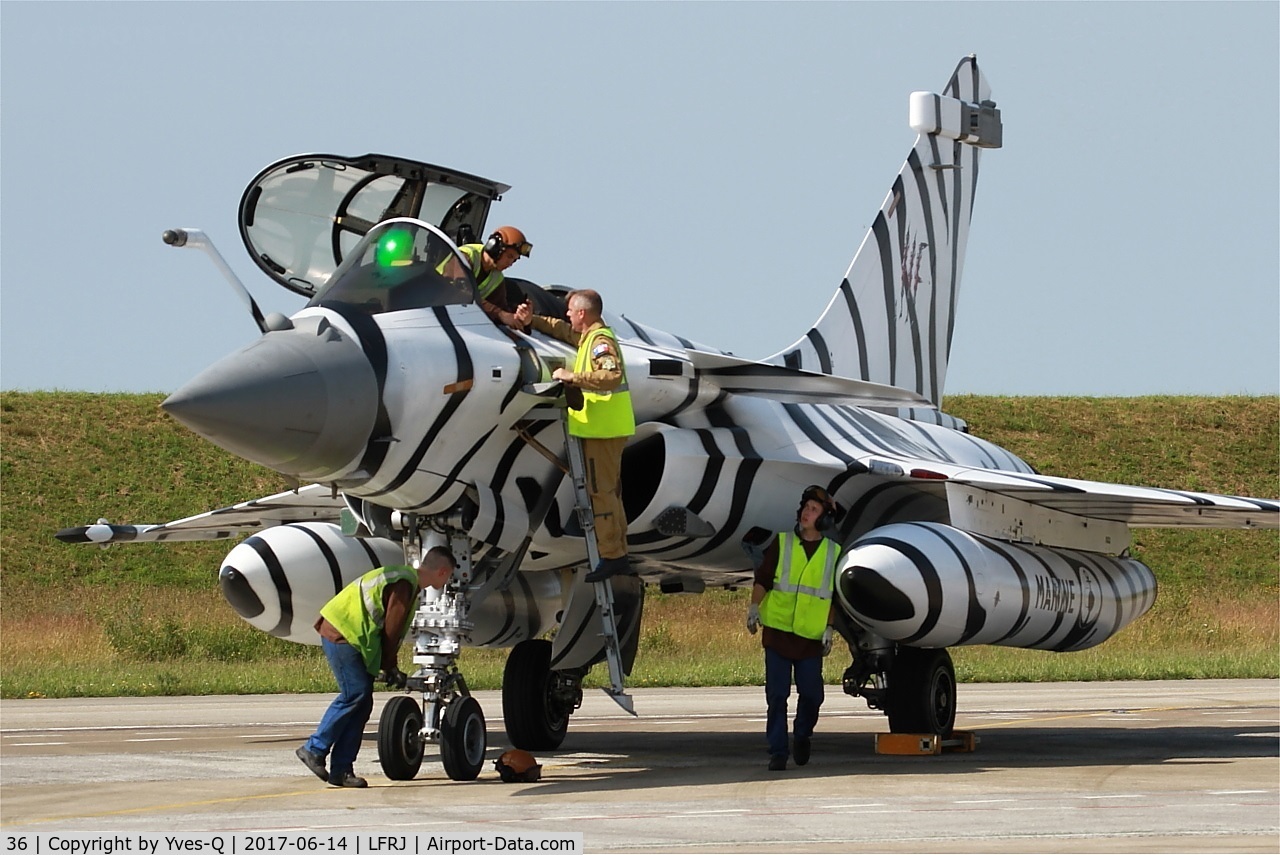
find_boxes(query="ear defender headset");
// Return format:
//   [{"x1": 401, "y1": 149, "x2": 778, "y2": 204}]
[
  {"x1": 482, "y1": 231, "x2": 507, "y2": 261},
  {"x1": 797, "y1": 485, "x2": 837, "y2": 530}
]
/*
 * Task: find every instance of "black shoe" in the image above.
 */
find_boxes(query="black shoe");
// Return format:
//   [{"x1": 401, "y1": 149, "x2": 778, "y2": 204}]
[
  {"x1": 794, "y1": 736, "x2": 811, "y2": 766},
  {"x1": 584, "y1": 556, "x2": 631, "y2": 583},
  {"x1": 768, "y1": 754, "x2": 787, "y2": 772},
  {"x1": 296, "y1": 746, "x2": 328, "y2": 782},
  {"x1": 328, "y1": 772, "x2": 368, "y2": 788}
]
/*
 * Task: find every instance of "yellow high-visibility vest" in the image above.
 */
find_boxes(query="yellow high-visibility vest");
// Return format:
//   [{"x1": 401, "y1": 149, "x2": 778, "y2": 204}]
[
  {"x1": 568, "y1": 326, "x2": 636, "y2": 439},
  {"x1": 319, "y1": 565, "x2": 419, "y2": 675},
  {"x1": 456, "y1": 244, "x2": 503, "y2": 299},
  {"x1": 759, "y1": 532, "x2": 839, "y2": 641}
]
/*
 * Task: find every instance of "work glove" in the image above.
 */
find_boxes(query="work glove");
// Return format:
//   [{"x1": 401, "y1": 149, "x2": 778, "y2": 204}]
[
  {"x1": 380, "y1": 667, "x2": 408, "y2": 689},
  {"x1": 821, "y1": 626, "x2": 834, "y2": 657},
  {"x1": 746, "y1": 603, "x2": 761, "y2": 635}
]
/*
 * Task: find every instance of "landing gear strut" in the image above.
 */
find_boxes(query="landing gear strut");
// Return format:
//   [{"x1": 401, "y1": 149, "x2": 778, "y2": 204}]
[{"x1": 377, "y1": 518, "x2": 487, "y2": 781}]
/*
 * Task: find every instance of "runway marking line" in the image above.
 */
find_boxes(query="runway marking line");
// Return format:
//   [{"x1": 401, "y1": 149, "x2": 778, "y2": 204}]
[
  {"x1": 1, "y1": 786, "x2": 373, "y2": 827},
  {"x1": 959, "y1": 702, "x2": 1230, "y2": 730}
]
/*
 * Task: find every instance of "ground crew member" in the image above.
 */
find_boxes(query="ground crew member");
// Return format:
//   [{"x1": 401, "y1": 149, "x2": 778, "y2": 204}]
[
  {"x1": 513, "y1": 289, "x2": 636, "y2": 582},
  {"x1": 746, "y1": 485, "x2": 841, "y2": 771},
  {"x1": 295, "y1": 547, "x2": 456, "y2": 787},
  {"x1": 440, "y1": 225, "x2": 532, "y2": 328}
]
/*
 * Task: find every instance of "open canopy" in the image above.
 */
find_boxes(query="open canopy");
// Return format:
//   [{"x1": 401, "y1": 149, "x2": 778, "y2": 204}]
[{"x1": 238, "y1": 153, "x2": 509, "y2": 297}]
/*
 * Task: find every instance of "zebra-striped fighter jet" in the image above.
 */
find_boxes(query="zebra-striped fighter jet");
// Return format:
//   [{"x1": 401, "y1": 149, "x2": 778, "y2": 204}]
[{"x1": 58, "y1": 56, "x2": 1278, "y2": 781}]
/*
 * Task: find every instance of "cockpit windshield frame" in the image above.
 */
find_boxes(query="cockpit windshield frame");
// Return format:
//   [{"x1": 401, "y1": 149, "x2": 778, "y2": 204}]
[{"x1": 305, "y1": 219, "x2": 481, "y2": 316}]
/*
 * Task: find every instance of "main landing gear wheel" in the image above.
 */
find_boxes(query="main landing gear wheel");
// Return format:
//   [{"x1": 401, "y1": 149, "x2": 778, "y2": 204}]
[
  {"x1": 440, "y1": 695, "x2": 487, "y2": 781},
  {"x1": 378, "y1": 695, "x2": 425, "y2": 780},
  {"x1": 886, "y1": 647, "x2": 956, "y2": 735},
  {"x1": 502, "y1": 639, "x2": 570, "y2": 750}
]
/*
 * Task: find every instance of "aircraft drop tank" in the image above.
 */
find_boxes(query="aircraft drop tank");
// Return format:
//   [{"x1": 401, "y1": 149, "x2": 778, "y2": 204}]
[
  {"x1": 837, "y1": 522, "x2": 1158, "y2": 653},
  {"x1": 162, "y1": 314, "x2": 377, "y2": 481}
]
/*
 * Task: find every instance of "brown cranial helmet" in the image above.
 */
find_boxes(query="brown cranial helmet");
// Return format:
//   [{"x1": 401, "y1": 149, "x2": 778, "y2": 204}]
[
  {"x1": 494, "y1": 748, "x2": 542, "y2": 783},
  {"x1": 484, "y1": 226, "x2": 532, "y2": 260}
]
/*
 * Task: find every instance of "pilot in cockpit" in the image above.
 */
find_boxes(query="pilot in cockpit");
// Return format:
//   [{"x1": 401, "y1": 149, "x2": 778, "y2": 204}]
[{"x1": 438, "y1": 225, "x2": 532, "y2": 329}]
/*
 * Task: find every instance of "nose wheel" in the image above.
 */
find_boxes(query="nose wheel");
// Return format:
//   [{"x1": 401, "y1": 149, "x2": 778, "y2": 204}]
[
  {"x1": 377, "y1": 693, "x2": 488, "y2": 782},
  {"x1": 378, "y1": 694, "x2": 425, "y2": 780},
  {"x1": 440, "y1": 695, "x2": 487, "y2": 781}
]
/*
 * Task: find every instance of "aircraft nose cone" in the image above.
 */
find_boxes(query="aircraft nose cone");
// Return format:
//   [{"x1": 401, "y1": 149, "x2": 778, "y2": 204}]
[{"x1": 162, "y1": 315, "x2": 377, "y2": 481}]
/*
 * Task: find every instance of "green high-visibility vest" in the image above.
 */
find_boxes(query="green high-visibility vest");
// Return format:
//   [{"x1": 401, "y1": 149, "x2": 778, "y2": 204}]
[
  {"x1": 568, "y1": 325, "x2": 636, "y2": 439},
  {"x1": 319, "y1": 565, "x2": 419, "y2": 675},
  {"x1": 759, "y1": 532, "x2": 839, "y2": 641}
]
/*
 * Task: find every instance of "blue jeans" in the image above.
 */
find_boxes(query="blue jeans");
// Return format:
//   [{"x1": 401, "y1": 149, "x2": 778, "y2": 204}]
[
  {"x1": 764, "y1": 646, "x2": 825, "y2": 758},
  {"x1": 305, "y1": 638, "x2": 374, "y2": 780}
]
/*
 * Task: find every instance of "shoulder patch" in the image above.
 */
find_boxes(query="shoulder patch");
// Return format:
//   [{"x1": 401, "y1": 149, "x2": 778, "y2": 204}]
[{"x1": 591, "y1": 340, "x2": 615, "y2": 358}]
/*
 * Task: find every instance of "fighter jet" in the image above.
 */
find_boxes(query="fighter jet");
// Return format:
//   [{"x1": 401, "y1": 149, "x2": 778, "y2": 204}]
[{"x1": 57, "y1": 56, "x2": 1278, "y2": 781}]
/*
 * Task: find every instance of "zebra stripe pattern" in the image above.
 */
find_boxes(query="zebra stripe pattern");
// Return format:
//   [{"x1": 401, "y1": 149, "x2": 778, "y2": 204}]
[{"x1": 837, "y1": 522, "x2": 1158, "y2": 652}]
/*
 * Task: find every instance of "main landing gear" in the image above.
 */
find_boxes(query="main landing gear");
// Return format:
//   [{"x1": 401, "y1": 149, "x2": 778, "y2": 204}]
[
  {"x1": 842, "y1": 632, "x2": 957, "y2": 736},
  {"x1": 501, "y1": 638, "x2": 583, "y2": 751}
]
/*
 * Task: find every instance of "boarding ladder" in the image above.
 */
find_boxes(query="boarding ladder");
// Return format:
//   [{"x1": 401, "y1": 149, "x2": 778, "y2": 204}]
[{"x1": 560, "y1": 414, "x2": 635, "y2": 715}]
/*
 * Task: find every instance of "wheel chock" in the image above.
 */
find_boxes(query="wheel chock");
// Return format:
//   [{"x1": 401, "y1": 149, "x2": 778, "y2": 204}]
[{"x1": 875, "y1": 730, "x2": 977, "y2": 756}]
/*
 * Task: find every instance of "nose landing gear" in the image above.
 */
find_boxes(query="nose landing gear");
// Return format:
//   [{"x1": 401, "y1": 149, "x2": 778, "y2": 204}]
[{"x1": 377, "y1": 521, "x2": 488, "y2": 782}]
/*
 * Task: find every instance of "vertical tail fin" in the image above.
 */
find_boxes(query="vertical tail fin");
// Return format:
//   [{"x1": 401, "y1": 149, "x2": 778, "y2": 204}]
[{"x1": 767, "y1": 55, "x2": 1001, "y2": 407}]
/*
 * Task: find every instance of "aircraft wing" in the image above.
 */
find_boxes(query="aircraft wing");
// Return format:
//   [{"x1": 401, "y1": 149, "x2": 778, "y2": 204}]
[
  {"x1": 862, "y1": 452, "x2": 1280, "y2": 529},
  {"x1": 54, "y1": 484, "x2": 345, "y2": 544}
]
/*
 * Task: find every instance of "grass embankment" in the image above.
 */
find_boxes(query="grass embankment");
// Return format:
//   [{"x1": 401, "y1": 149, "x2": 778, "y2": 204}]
[{"x1": 1, "y1": 393, "x2": 1276, "y2": 699}]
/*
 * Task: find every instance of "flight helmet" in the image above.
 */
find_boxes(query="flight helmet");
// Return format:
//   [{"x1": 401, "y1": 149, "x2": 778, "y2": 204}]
[
  {"x1": 494, "y1": 749, "x2": 542, "y2": 783},
  {"x1": 798, "y1": 484, "x2": 839, "y2": 531},
  {"x1": 484, "y1": 226, "x2": 532, "y2": 260}
]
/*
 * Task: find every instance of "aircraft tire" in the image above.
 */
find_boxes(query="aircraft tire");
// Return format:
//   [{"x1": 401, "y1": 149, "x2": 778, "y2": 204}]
[
  {"x1": 502, "y1": 639, "x2": 570, "y2": 750},
  {"x1": 378, "y1": 694, "x2": 425, "y2": 780},
  {"x1": 886, "y1": 647, "x2": 956, "y2": 735},
  {"x1": 440, "y1": 695, "x2": 487, "y2": 781}
]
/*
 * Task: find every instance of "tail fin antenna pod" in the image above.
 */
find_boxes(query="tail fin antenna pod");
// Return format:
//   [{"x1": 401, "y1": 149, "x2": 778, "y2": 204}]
[{"x1": 767, "y1": 55, "x2": 1001, "y2": 407}]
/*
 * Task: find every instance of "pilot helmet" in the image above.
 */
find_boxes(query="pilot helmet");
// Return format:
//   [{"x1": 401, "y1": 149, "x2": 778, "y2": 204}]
[
  {"x1": 484, "y1": 226, "x2": 532, "y2": 260},
  {"x1": 494, "y1": 748, "x2": 542, "y2": 783}
]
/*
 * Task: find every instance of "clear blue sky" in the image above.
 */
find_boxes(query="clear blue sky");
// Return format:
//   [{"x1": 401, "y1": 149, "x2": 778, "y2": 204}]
[{"x1": 2, "y1": 1, "x2": 1277, "y2": 397}]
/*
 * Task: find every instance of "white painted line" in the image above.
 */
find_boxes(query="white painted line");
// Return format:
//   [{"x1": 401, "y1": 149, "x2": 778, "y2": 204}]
[
  {"x1": 1080, "y1": 793, "x2": 1146, "y2": 800},
  {"x1": 0, "y1": 722, "x2": 314, "y2": 734},
  {"x1": 954, "y1": 798, "x2": 1018, "y2": 804},
  {"x1": 9, "y1": 741, "x2": 69, "y2": 746},
  {"x1": 126, "y1": 737, "x2": 183, "y2": 742}
]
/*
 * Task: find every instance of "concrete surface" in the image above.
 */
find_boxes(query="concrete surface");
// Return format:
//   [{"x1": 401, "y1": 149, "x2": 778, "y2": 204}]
[{"x1": 1, "y1": 680, "x2": 1277, "y2": 853}]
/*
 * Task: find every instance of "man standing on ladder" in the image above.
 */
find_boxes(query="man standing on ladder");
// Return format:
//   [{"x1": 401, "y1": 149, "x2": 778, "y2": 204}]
[{"x1": 515, "y1": 289, "x2": 635, "y2": 582}]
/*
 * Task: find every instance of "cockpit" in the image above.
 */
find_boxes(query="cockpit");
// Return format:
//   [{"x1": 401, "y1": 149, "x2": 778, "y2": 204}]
[{"x1": 306, "y1": 220, "x2": 478, "y2": 315}]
